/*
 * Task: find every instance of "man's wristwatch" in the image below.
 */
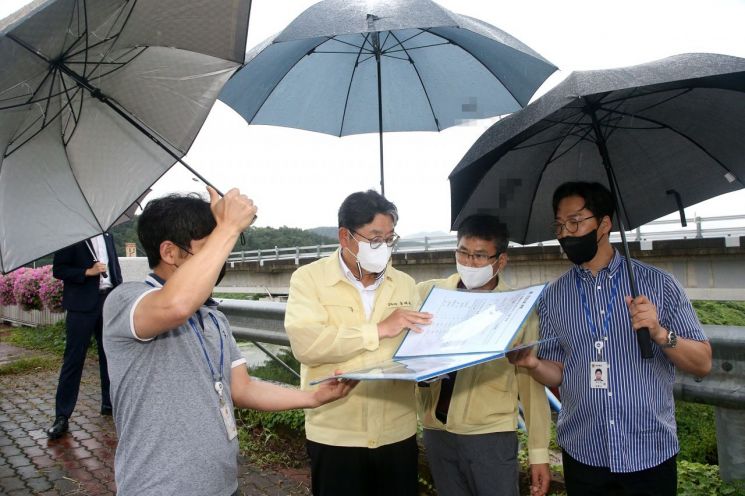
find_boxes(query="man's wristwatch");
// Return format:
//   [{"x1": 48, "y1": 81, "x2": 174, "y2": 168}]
[{"x1": 660, "y1": 330, "x2": 678, "y2": 348}]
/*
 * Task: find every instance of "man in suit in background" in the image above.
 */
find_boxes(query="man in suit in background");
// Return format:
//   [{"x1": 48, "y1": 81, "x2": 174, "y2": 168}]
[{"x1": 47, "y1": 232, "x2": 123, "y2": 439}]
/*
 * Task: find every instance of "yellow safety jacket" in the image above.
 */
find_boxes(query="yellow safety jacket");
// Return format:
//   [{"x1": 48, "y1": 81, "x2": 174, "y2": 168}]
[
  {"x1": 285, "y1": 250, "x2": 420, "y2": 448},
  {"x1": 416, "y1": 273, "x2": 551, "y2": 464}
]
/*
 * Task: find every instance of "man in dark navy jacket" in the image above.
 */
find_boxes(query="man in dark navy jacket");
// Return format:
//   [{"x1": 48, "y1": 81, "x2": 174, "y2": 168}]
[{"x1": 47, "y1": 233, "x2": 123, "y2": 439}]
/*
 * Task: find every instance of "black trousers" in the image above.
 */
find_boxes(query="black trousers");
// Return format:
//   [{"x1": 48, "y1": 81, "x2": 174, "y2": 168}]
[
  {"x1": 306, "y1": 436, "x2": 419, "y2": 496},
  {"x1": 55, "y1": 292, "x2": 111, "y2": 418},
  {"x1": 563, "y1": 450, "x2": 677, "y2": 496}
]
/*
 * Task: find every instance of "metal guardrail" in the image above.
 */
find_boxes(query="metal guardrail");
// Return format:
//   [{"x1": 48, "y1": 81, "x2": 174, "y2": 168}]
[
  {"x1": 219, "y1": 299, "x2": 745, "y2": 408},
  {"x1": 227, "y1": 214, "x2": 745, "y2": 265},
  {"x1": 221, "y1": 300, "x2": 745, "y2": 480},
  {"x1": 217, "y1": 299, "x2": 298, "y2": 378},
  {"x1": 676, "y1": 325, "x2": 745, "y2": 409}
]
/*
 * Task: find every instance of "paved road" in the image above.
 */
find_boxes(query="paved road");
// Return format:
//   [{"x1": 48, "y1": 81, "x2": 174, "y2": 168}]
[{"x1": 0, "y1": 342, "x2": 311, "y2": 495}]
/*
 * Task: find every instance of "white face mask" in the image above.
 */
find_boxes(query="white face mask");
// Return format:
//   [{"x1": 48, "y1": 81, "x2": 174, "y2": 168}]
[
  {"x1": 348, "y1": 239, "x2": 392, "y2": 274},
  {"x1": 457, "y1": 261, "x2": 498, "y2": 290}
]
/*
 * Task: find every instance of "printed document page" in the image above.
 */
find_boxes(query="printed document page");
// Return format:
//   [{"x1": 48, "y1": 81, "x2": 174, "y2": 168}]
[
  {"x1": 395, "y1": 283, "x2": 546, "y2": 357},
  {"x1": 310, "y1": 284, "x2": 550, "y2": 383}
]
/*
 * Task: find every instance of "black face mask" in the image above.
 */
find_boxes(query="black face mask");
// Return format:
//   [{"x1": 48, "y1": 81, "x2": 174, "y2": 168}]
[
  {"x1": 559, "y1": 229, "x2": 599, "y2": 265},
  {"x1": 215, "y1": 262, "x2": 227, "y2": 286}
]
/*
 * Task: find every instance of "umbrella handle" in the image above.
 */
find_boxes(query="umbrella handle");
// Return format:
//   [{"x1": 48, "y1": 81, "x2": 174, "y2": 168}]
[{"x1": 637, "y1": 327, "x2": 654, "y2": 359}]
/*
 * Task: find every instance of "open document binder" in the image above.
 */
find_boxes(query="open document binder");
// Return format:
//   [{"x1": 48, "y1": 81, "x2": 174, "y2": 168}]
[{"x1": 311, "y1": 283, "x2": 553, "y2": 383}]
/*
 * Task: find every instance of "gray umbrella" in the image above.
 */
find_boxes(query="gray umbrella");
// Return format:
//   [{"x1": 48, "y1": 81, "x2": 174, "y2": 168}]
[
  {"x1": 449, "y1": 52, "x2": 745, "y2": 357},
  {"x1": 0, "y1": 0, "x2": 251, "y2": 273},
  {"x1": 219, "y1": 0, "x2": 556, "y2": 195}
]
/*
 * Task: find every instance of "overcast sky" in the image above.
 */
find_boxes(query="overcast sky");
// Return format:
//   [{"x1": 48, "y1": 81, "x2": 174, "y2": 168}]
[{"x1": 3, "y1": 0, "x2": 745, "y2": 236}]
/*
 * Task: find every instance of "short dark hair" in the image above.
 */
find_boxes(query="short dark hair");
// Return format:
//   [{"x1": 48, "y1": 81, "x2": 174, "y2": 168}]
[
  {"x1": 338, "y1": 190, "x2": 398, "y2": 230},
  {"x1": 457, "y1": 215, "x2": 509, "y2": 254},
  {"x1": 552, "y1": 182, "x2": 615, "y2": 221},
  {"x1": 138, "y1": 194, "x2": 217, "y2": 268}
]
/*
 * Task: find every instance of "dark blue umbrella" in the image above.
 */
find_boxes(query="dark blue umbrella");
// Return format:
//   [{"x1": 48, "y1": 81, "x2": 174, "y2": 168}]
[{"x1": 219, "y1": 0, "x2": 556, "y2": 195}]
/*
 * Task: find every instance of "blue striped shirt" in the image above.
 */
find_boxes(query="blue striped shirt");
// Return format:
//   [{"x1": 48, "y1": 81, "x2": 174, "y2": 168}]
[{"x1": 538, "y1": 251, "x2": 707, "y2": 472}]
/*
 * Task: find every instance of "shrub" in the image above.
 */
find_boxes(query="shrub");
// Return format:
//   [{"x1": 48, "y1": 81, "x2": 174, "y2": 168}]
[
  {"x1": 37, "y1": 265, "x2": 63, "y2": 312},
  {"x1": 237, "y1": 407, "x2": 305, "y2": 433},
  {"x1": 678, "y1": 460, "x2": 745, "y2": 495},
  {"x1": 676, "y1": 401, "x2": 718, "y2": 465},
  {"x1": 0, "y1": 272, "x2": 16, "y2": 305},
  {"x1": 0, "y1": 265, "x2": 63, "y2": 312},
  {"x1": 693, "y1": 300, "x2": 745, "y2": 326},
  {"x1": 12, "y1": 268, "x2": 43, "y2": 311}
]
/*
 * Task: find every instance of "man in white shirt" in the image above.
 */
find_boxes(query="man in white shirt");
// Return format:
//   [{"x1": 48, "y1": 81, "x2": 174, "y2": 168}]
[{"x1": 47, "y1": 233, "x2": 123, "y2": 439}]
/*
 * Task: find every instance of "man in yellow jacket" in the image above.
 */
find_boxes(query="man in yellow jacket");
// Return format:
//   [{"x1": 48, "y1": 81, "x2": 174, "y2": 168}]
[
  {"x1": 416, "y1": 214, "x2": 551, "y2": 496},
  {"x1": 285, "y1": 190, "x2": 432, "y2": 496}
]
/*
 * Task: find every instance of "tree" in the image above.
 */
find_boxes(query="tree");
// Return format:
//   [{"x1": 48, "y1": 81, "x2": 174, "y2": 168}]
[{"x1": 232, "y1": 226, "x2": 336, "y2": 252}]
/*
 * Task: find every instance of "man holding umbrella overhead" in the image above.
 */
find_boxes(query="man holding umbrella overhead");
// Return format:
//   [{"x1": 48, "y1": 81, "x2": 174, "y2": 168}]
[{"x1": 510, "y1": 182, "x2": 712, "y2": 495}]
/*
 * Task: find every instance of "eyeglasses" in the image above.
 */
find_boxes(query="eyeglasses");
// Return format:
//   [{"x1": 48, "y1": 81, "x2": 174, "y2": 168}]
[
  {"x1": 455, "y1": 248, "x2": 498, "y2": 266},
  {"x1": 551, "y1": 215, "x2": 596, "y2": 236},
  {"x1": 173, "y1": 242, "x2": 193, "y2": 256},
  {"x1": 350, "y1": 230, "x2": 400, "y2": 249}
]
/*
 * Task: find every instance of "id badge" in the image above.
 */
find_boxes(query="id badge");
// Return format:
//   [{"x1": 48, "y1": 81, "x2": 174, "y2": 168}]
[
  {"x1": 590, "y1": 361, "x2": 608, "y2": 389},
  {"x1": 219, "y1": 400, "x2": 238, "y2": 440}
]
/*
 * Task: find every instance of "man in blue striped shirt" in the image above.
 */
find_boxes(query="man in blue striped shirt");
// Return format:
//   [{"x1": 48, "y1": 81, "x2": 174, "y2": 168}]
[{"x1": 510, "y1": 181, "x2": 712, "y2": 496}]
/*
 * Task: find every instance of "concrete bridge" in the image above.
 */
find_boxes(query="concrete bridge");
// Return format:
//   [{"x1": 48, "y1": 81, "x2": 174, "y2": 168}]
[{"x1": 120, "y1": 235, "x2": 745, "y2": 301}]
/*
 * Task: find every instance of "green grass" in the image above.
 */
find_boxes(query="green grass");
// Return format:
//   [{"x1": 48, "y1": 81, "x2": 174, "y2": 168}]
[
  {"x1": 4, "y1": 320, "x2": 101, "y2": 360},
  {"x1": 235, "y1": 408, "x2": 307, "y2": 468},
  {"x1": 692, "y1": 300, "x2": 745, "y2": 326},
  {"x1": 0, "y1": 354, "x2": 60, "y2": 376},
  {"x1": 7, "y1": 321, "x2": 65, "y2": 356},
  {"x1": 232, "y1": 348, "x2": 306, "y2": 467},
  {"x1": 6, "y1": 320, "x2": 68, "y2": 355}
]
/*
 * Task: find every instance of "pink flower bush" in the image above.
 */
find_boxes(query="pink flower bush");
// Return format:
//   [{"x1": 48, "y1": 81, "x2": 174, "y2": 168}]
[
  {"x1": 1, "y1": 265, "x2": 63, "y2": 312},
  {"x1": 12, "y1": 267, "x2": 43, "y2": 311},
  {"x1": 38, "y1": 265, "x2": 64, "y2": 313},
  {"x1": 0, "y1": 272, "x2": 16, "y2": 305}
]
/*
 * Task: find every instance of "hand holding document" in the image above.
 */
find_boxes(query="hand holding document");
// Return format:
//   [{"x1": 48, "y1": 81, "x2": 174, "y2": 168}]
[
  {"x1": 396, "y1": 284, "x2": 545, "y2": 357},
  {"x1": 311, "y1": 284, "x2": 552, "y2": 383}
]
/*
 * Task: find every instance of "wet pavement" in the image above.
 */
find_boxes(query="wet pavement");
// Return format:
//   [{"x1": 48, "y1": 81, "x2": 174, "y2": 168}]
[{"x1": 0, "y1": 342, "x2": 311, "y2": 495}]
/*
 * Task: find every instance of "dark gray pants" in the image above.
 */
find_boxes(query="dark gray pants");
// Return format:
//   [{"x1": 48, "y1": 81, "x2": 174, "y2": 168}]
[{"x1": 423, "y1": 429, "x2": 519, "y2": 496}]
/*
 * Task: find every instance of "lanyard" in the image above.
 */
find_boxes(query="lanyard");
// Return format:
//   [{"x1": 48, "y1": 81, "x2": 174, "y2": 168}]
[
  {"x1": 144, "y1": 277, "x2": 226, "y2": 398},
  {"x1": 574, "y1": 270, "x2": 621, "y2": 345},
  {"x1": 188, "y1": 313, "x2": 224, "y2": 384}
]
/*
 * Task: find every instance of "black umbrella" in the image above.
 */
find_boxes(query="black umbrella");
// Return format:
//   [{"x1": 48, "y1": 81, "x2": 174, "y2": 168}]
[{"x1": 449, "y1": 52, "x2": 745, "y2": 358}]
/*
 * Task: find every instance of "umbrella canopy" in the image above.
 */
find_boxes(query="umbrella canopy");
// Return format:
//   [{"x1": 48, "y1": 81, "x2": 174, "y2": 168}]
[
  {"x1": 0, "y1": 0, "x2": 251, "y2": 273},
  {"x1": 449, "y1": 52, "x2": 745, "y2": 358},
  {"x1": 450, "y1": 53, "x2": 745, "y2": 242},
  {"x1": 219, "y1": 0, "x2": 556, "y2": 194}
]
